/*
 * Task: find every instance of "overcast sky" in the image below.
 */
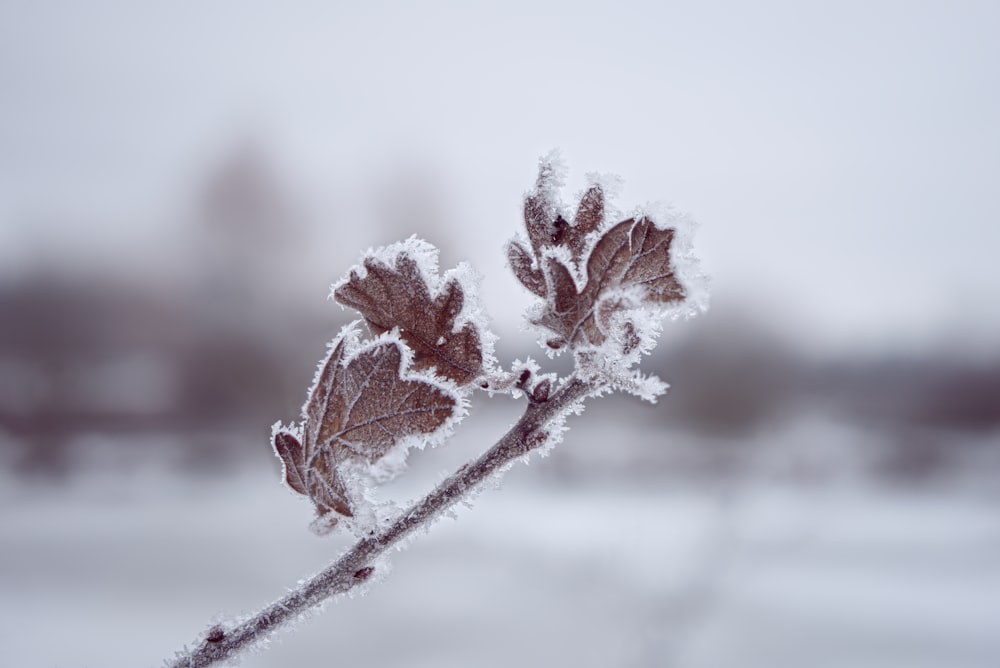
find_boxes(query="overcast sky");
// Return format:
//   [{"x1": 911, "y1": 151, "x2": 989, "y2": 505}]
[{"x1": 2, "y1": 0, "x2": 998, "y2": 357}]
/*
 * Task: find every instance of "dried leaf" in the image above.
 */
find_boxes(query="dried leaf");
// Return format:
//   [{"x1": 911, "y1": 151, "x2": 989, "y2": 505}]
[
  {"x1": 536, "y1": 255, "x2": 587, "y2": 346},
  {"x1": 275, "y1": 332, "x2": 458, "y2": 520},
  {"x1": 506, "y1": 239, "x2": 546, "y2": 297},
  {"x1": 329, "y1": 341, "x2": 456, "y2": 461},
  {"x1": 273, "y1": 430, "x2": 307, "y2": 496},
  {"x1": 305, "y1": 447, "x2": 354, "y2": 518},
  {"x1": 523, "y1": 162, "x2": 561, "y2": 256},
  {"x1": 587, "y1": 217, "x2": 685, "y2": 308},
  {"x1": 535, "y1": 217, "x2": 686, "y2": 349},
  {"x1": 273, "y1": 428, "x2": 353, "y2": 517},
  {"x1": 304, "y1": 334, "x2": 351, "y2": 463},
  {"x1": 522, "y1": 165, "x2": 605, "y2": 268},
  {"x1": 334, "y1": 252, "x2": 483, "y2": 386},
  {"x1": 556, "y1": 184, "x2": 604, "y2": 264}
]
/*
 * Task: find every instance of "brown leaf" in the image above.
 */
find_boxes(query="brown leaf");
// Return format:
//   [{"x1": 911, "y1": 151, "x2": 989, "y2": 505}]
[
  {"x1": 273, "y1": 430, "x2": 307, "y2": 496},
  {"x1": 275, "y1": 332, "x2": 458, "y2": 520},
  {"x1": 329, "y1": 341, "x2": 456, "y2": 461},
  {"x1": 305, "y1": 447, "x2": 354, "y2": 518},
  {"x1": 334, "y1": 252, "x2": 483, "y2": 386},
  {"x1": 506, "y1": 239, "x2": 546, "y2": 297},
  {"x1": 273, "y1": 428, "x2": 353, "y2": 517},
  {"x1": 587, "y1": 217, "x2": 685, "y2": 308},
  {"x1": 523, "y1": 162, "x2": 561, "y2": 257},
  {"x1": 535, "y1": 255, "x2": 586, "y2": 347},
  {"x1": 512, "y1": 162, "x2": 688, "y2": 351},
  {"x1": 574, "y1": 185, "x2": 605, "y2": 240},
  {"x1": 304, "y1": 334, "x2": 350, "y2": 463},
  {"x1": 536, "y1": 217, "x2": 686, "y2": 348},
  {"x1": 521, "y1": 164, "x2": 605, "y2": 269},
  {"x1": 555, "y1": 184, "x2": 604, "y2": 264}
]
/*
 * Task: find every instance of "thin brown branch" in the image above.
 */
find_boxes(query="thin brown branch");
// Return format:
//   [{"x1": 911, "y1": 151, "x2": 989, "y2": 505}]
[{"x1": 167, "y1": 377, "x2": 592, "y2": 668}]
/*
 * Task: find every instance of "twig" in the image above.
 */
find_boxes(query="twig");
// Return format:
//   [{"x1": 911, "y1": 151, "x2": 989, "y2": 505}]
[{"x1": 167, "y1": 377, "x2": 592, "y2": 668}]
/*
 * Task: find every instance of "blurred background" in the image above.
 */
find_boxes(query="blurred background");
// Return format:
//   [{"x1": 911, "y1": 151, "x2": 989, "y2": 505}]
[{"x1": 2, "y1": 1, "x2": 999, "y2": 667}]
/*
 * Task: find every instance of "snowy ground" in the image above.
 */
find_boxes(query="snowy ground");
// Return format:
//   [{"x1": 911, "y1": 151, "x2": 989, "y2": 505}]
[{"x1": 3, "y1": 444, "x2": 999, "y2": 668}]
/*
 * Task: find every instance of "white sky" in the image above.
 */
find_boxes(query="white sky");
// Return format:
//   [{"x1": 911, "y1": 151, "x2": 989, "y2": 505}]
[{"x1": 1, "y1": 0, "x2": 998, "y2": 356}]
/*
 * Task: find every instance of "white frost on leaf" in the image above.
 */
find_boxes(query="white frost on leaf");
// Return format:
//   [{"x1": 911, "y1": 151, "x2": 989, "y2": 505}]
[
  {"x1": 532, "y1": 149, "x2": 568, "y2": 221},
  {"x1": 443, "y1": 258, "x2": 501, "y2": 383},
  {"x1": 332, "y1": 236, "x2": 441, "y2": 295},
  {"x1": 635, "y1": 201, "x2": 710, "y2": 319}
]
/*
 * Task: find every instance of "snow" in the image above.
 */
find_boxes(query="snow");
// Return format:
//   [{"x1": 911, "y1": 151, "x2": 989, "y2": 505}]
[{"x1": 2, "y1": 456, "x2": 998, "y2": 668}]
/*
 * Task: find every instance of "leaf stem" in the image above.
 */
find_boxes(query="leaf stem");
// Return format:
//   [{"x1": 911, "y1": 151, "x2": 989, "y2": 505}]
[{"x1": 167, "y1": 377, "x2": 592, "y2": 668}]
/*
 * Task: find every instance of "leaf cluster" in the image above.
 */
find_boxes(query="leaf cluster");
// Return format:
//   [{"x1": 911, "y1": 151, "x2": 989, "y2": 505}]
[
  {"x1": 274, "y1": 243, "x2": 486, "y2": 528},
  {"x1": 273, "y1": 156, "x2": 699, "y2": 532},
  {"x1": 169, "y1": 156, "x2": 705, "y2": 668},
  {"x1": 507, "y1": 160, "x2": 686, "y2": 355}
]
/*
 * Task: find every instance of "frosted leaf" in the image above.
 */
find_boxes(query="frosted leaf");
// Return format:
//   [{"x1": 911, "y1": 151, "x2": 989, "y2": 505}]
[
  {"x1": 509, "y1": 157, "x2": 705, "y2": 368},
  {"x1": 326, "y1": 340, "x2": 456, "y2": 461},
  {"x1": 634, "y1": 201, "x2": 710, "y2": 318},
  {"x1": 535, "y1": 216, "x2": 684, "y2": 351},
  {"x1": 521, "y1": 151, "x2": 568, "y2": 260},
  {"x1": 506, "y1": 239, "x2": 546, "y2": 297},
  {"x1": 272, "y1": 429, "x2": 308, "y2": 496},
  {"x1": 333, "y1": 238, "x2": 487, "y2": 387},
  {"x1": 553, "y1": 177, "x2": 612, "y2": 269},
  {"x1": 272, "y1": 324, "x2": 460, "y2": 525}
]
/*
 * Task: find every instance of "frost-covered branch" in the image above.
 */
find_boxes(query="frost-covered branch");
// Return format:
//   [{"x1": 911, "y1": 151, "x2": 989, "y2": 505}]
[
  {"x1": 168, "y1": 377, "x2": 592, "y2": 668},
  {"x1": 165, "y1": 154, "x2": 706, "y2": 668}
]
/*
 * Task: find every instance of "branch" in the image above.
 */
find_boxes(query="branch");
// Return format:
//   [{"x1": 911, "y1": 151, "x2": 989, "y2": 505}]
[{"x1": 167, "y1": 377, "x2": 593, "y2": 668}]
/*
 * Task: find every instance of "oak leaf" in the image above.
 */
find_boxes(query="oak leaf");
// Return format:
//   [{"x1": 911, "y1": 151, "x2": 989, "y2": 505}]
[
  {"x1": 510, "y1": 160, "x2": 686, "y2": 350},
  {"x1": 273, "y1": 330, "x2": 458, "y2": 520},
  {"x1": 536, "y1": 216, "x2": 685, "y2": 348},
  {"x1": 334, "y1": 250, "x2": 484, "y2": 386}
]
